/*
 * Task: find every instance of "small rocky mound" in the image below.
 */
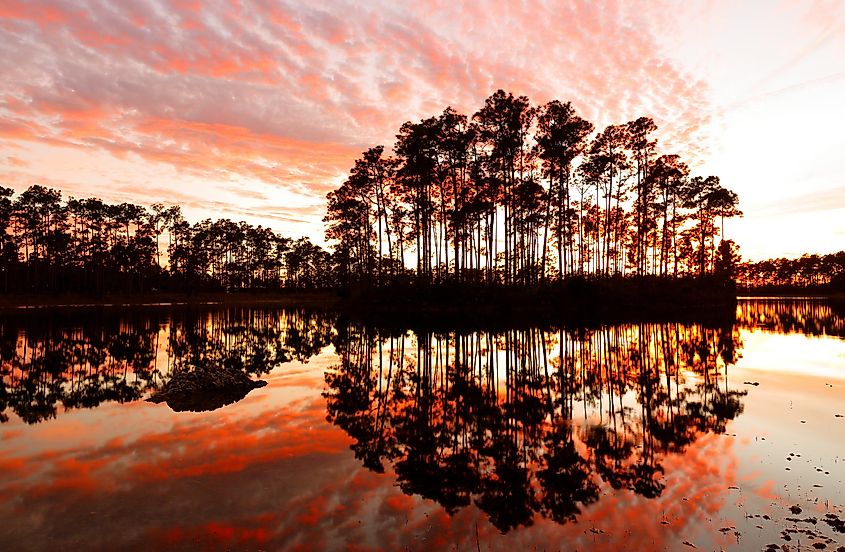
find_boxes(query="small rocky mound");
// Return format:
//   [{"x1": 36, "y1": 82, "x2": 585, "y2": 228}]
[{"x1": 147, "y1": 365, "x2": 267, "y2": 412}]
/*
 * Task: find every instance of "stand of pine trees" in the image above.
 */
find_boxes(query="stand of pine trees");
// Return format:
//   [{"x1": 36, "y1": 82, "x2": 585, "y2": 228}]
[
  {"x1": 738, "y1": 251, "x2": 845, "y2": 291},
  {"x1": 325, "y1": 90, "x2": 742, "y2": 287},
  {"x1": 0, "y1": 186, "x2": 332, "y2": 293}
]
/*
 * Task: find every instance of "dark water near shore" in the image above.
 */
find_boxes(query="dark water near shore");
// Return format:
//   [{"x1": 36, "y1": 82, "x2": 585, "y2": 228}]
[{"x1": 1, "y1": 300, "x2": 844, "y2": 551}]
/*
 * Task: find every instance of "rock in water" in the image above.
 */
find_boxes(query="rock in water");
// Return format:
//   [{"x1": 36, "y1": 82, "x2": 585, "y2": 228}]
[{"x1": 147, "y1": 365, "x2": 267, "y2": 412}]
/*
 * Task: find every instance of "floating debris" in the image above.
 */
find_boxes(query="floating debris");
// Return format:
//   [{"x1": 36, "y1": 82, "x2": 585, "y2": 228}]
[{"x1": 823, "y1": 513, "x2": 845, "y2": 533}]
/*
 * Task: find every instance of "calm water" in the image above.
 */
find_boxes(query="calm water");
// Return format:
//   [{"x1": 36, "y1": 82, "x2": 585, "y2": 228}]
[{"x1": 1, "y1": 300, "x2": 844, "y2": 551}]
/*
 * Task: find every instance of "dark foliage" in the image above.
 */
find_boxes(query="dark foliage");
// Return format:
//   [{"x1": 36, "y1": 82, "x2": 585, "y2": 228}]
[
  {"x1": 325, "y1": 90, "x2": 742, "y2": 287},
  {"x1": 0, "y1": 185, "x2": 333, "y2": 294},
  {"x1": 738, "y1": 251, "x2": 845, "y2": 293}
]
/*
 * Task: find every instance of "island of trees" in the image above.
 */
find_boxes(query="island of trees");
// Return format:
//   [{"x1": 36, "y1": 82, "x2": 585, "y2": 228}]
[{"x1": 325, "y1": 90, "x2": 742, "y2": 289}]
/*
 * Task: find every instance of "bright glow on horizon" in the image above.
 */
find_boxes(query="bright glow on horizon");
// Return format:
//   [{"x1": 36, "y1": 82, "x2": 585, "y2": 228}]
[{"x1": 0, "y1": 0, "x2": 843, "y2": 258}]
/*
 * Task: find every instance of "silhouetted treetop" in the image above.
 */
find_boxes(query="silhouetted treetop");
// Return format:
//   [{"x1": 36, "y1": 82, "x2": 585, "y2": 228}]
[{"x1": 325, "y1": 90, "x2": 742, "y2": 287}]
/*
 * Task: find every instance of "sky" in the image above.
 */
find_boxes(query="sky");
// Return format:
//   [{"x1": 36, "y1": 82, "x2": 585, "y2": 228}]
[{"x1": 0, "y1": 0, "x2": 843, "y2": 261}]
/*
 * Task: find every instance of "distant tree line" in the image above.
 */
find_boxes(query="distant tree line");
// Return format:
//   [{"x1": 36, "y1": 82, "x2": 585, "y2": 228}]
[
  {"x1": 325, "y1": 90, "x2": 742, "y2": 287},
  {"x1": 0, "y1": 185, "x2": 332, "y2": 293},
  {"x1": 737, "y1": 251, "x2": 845, "y2": 290}
]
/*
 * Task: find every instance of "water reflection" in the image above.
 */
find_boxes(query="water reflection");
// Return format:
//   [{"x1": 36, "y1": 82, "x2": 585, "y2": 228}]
[
  {"x1": 0, "y1": 308, "x2": 334, "y2": 423},
  {"x1": 325, "y1": 321, "x2": 747, "y2": 532},
  {"x1": 0, "y1": 301, "x2": 843, "y2": 550},
  {"x1": 4, "y1": 299, "x2": 842, "y2": 426},
  {"x1": 736, "y1": 298, "x2": 845, "y2": 337}
]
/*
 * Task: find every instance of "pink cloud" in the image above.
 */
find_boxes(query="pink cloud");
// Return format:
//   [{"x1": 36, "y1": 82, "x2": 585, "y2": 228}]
[{"x1": 0, "y1": 0, "x2": 718, "y2": 236}]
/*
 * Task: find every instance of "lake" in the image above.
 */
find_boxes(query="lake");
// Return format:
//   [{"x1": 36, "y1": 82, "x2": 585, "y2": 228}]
[{"x1": 1, "y1": 300, "x2": 843, "y2": 551}]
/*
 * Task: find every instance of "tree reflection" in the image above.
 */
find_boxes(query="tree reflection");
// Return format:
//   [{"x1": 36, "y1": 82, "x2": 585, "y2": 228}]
[
  {"x1": 324, "y1": 321, "x2": 747, "y2": 532},
  {"x1": 0, "y1": 308, "x2": 334, "y2": 423},
  {"x1": 736, "y1": 299, "x2": 845, "y2": 337}
]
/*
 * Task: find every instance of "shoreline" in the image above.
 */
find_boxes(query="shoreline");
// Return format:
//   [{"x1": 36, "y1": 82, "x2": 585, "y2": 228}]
[
  {"x1": 0, "y1": 290, "x2": 341, "y2": 311},
  {"x1": 738, "y1": 287, "x2": 845, "y2": 299},
  {"x1": 0, "y1": 287, "x2": 838, "y2": 312}
]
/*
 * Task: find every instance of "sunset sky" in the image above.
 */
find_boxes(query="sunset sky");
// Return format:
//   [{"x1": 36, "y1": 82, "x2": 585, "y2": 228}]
[{"x1": 1, "y1": 0, "x2": 843, "y2": 261}]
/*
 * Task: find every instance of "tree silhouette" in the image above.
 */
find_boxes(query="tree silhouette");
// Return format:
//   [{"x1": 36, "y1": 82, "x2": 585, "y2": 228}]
[
  {"x1": 0, "y1": 186, "x2": 331, "y2": 293},
  {"x1": 325, "y1": 90, "x2": 742, "y2": 285},
  {"x1": 535, "y1": 100, "x2": 594, "y2": 280},
  {"x1": 737, "y1": 251, "x2": 845, "y2": 291}
]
